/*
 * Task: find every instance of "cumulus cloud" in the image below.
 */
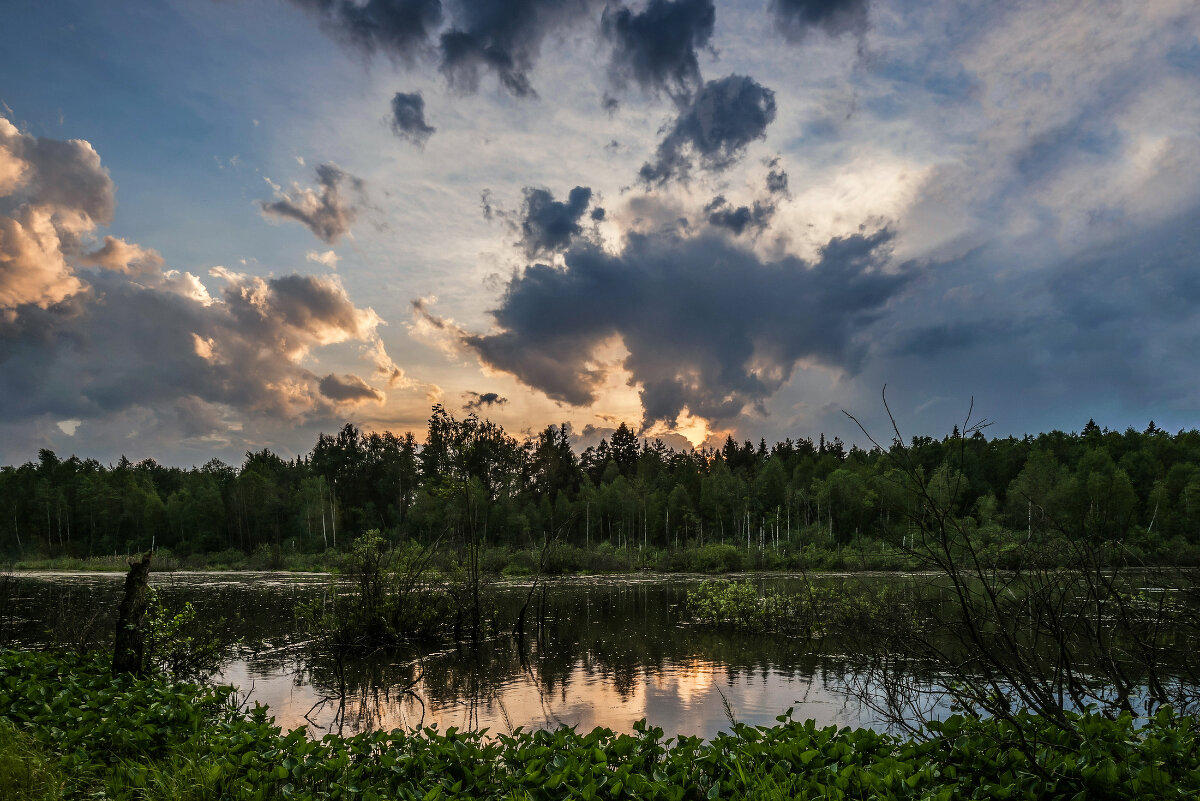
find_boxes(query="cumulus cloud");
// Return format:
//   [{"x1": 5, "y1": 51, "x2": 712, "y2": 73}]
[
  {"x1": 0, "y1": 208, "x2": 85, "y2": 311},
  {"x1": 771, "y1": 0, "x2": 869, "y2": 43},
  {"x1": 0, "y1": 118, "x2": 114, "y2": 225},
  {"x1": 389, "y1": 91, "x2": 436, "y2": 145},
  {"x1": 1, "y1": 263, "x2": 395, "y2": 423},
  {"x1": 639, "y1": 75, "x2": 777, "y2": 185},
  {"x1": 319, "y1": 373, "x2": 385, "y2": 403},
  {"x1": 215, "y1": 269, "x2": 383, "y2": 360},
  {"x1": 80, "y1": 236, "x2": 165, "y2": 275},
  {"x1": 0, "y1": 117, "x2": 114, "y2": 310},
  {"x1": 462, "y1": 390, "x2": 508, "y2": 410},
  {"x1": 260, "y1": 163, "x2": 363, "y2": 244},
  {"x1": 306, "y1": 249, "x2": 340, "y2": 269},
  {"x1": 0, "y1": 117, "x2": 403, "y2": 444},
  {"x1": 0, "y1": 269, "x2": 388, "y2": 426},
  {"x1": 466, "y1": 227, "x2": 914, "y2": 426},
  {"x1": 704, "y1": 195, "x2": 774, "y2": 235},
  {"x1": 518, "y1": 185, "x2": 595, "y2": 257},
  {"x1": 602, "y1": 0, "x2": 715, "y2": 103}
]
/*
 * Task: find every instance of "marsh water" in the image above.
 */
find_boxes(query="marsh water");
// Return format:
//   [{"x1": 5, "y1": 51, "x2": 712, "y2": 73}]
[{"x1": 5, "y1": 572, "x2": 929, "y2": 738}]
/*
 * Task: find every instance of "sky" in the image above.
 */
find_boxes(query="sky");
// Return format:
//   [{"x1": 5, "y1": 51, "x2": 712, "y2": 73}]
[{"x1": 1, "y1": 0, "x2": 1199, "y2": 466}]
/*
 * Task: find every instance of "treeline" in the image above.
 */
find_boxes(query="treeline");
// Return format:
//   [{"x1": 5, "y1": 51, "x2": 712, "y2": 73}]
[{"x1": 3, "y1": 407, "x2": 1200, "y2": 560}]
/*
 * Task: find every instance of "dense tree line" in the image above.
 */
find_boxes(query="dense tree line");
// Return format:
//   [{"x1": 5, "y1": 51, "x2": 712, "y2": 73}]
[{"x1": 3, "y1": 407, "x2": 1200, "y2": 559}]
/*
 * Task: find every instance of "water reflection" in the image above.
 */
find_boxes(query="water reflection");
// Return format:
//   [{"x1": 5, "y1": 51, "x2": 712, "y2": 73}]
[{"x1": 10, "y1": 571, "x2": 902, "y2": 738}]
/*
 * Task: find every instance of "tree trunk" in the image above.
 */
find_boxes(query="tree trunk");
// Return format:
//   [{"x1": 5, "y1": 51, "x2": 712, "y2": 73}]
[{"x1": 112, "y1": 551, "x2": 153, "y2": 676}]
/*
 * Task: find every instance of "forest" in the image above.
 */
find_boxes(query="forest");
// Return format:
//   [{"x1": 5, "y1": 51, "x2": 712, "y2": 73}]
[{"x1": 4, "y1": 405, "x2": 1200, "y2": 565}]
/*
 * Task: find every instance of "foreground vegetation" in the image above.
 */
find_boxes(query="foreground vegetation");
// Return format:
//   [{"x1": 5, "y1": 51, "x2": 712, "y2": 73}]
[
  {"x1": 3, "y1": 649, "x2": 1199, "y2": 800},
  {"x1": 6, "y1": 405, "x2": 1200, "y2": 572}
]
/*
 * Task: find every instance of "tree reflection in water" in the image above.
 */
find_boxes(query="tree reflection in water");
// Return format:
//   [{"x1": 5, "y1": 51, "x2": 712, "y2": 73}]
[
  {"x1": 10, "y1": 572, "x2": 993, "y2": 737},
  {"x1": 290, "y1": 576, "x2": 892, "y2": 737}
]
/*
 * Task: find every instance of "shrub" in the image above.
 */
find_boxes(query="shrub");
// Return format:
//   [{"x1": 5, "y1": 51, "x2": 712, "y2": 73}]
[{"x1": 691, "y1": 543, "x2": 744, "y2": 573}]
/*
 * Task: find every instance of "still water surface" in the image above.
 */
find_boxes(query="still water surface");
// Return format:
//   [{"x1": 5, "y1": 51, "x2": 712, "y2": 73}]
[{"x1": 8, "y1": 572, "x2": 908, "y2": 739}]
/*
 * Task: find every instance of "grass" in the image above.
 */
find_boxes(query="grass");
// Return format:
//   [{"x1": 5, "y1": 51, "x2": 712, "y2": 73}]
[{"x1": 0, "y1": 720, "x2": 65, "y2": 801}]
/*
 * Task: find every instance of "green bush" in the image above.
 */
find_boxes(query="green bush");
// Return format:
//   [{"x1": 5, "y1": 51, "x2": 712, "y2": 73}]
[
  {"x1": 500, "y1": 549, "x2": 538, "y2": 576},
  {"x1": 691, "y1": 543, "x2": 744, "y2": 573}
]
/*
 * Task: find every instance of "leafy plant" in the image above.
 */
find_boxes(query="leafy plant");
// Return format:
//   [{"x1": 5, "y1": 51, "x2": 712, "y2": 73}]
[{"x1": 143, "y1": 588, "x2": 229, "y2": 682}]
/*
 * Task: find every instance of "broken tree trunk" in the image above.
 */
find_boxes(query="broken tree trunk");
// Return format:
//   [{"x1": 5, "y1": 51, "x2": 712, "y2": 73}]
[{"x1": 112, "y1": 551, "x2": 153, "y2": 676}]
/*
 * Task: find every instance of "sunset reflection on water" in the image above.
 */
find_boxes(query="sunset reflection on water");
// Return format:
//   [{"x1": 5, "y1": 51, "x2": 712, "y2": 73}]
[
  {"x1": 222, "y1": 651, "x2": 873, "y2": 739},
  {"x1": 19, "y1": 571, "x2": 886, "y2": 739}
]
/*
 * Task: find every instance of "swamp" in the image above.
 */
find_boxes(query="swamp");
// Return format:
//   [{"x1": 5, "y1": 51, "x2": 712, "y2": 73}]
[{"x1": 5, "y1": 411, "x2": 1200, "y2": 798}]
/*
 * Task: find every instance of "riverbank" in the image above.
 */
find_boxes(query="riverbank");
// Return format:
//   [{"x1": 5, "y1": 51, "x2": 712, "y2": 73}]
[
  {"x1": 5, "y1": 540, "x2": 925, "y2": 576},
  {"x1": 2, "y1": 649, "x2": 1196, "y2": 800},
  {"x1": 13, "y1": 533, "x2": 1198, "y2": 576}
]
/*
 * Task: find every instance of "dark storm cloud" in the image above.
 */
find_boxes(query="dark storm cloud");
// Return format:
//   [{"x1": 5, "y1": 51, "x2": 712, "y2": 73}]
[
  {"x1": 0, "y1": 266, "x2": 391, "y2": 424},
  {"x1": 285, "y1": 0, "x2": 444, "y2": 63},
  {"x1": 704, "y1": 195, "x2": 774, "y2": 235},
  {"x1": 639, "y1": 75, "x2": 776, "y2": 185},
  {"x1": 1, "y1": 278, "x2": 348, "y2": 423},
  {"x1": 771, "y1": 0, "x2": 869, "y2": 43},
  {"x1": 857, "y1": 205, "x2": 1200, "y2": 443},
  {"x1": 438, "y1": 0, "x2": 600, "y2": 97},
  {"x1": 890, "y1": 318, "x2": 1015, "y2": 358},
  {"x1": 291, "y1": 0, "x2": 604, "y2": 97},
  {"x1": 466, "y1": 227, "x2": 913, "y2": 425},
  {"x1": 390, "y1": 91, "x2": 436, "y2": 145},
  {"x1": 1036, "y1": 211, "x2": 1200, "y2": 409},
  {"x1": 462, "y1": 390, "x2": 508, "y2": 410},
  {"x1": 518, "y1": 185, "x2": 594, "y2": 257},
  {"x1": 260, "y1": 163, "x2": 363, "y2": 244},
  {"x1": 319, "y1": 373, "x2": 384, "y2": 403},
  {"x1": 602, "y1": 0, "x2": 715, "y2": 103}
]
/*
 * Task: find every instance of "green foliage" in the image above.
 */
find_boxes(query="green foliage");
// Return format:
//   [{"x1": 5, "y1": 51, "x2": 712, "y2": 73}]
[
  {"x1": 143, "y1": 588, "x2": 229, "y2": 682},
  {"x1": 3, "y1": 649, "x2": 1200, "y2": 800},
  {"x1": 687, "y1": 580, "x2": 784, "y2": 633},
  {"x1": 685, "y1": 579, "x2": 909, "y2": 640},
  {"x1": 300, "y1": 531, "x2": 455, "y2": 650},
  {"x1": 686, "y1": 543, "x2": 745, "y2": 573},
  {"x1": 9, "y1": 407, "x2": 1200, "y2": 572}
]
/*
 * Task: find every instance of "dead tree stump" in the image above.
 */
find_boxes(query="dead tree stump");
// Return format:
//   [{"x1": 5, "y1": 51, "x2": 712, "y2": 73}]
[{"x1": 112, "y1": 551, "x2": 153, "y2": 676}]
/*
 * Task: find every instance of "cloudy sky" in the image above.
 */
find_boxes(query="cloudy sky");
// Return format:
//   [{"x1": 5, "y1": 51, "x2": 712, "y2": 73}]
[{"x1": 2, "y1": 0, "x2": 1199, "y2": 466}]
